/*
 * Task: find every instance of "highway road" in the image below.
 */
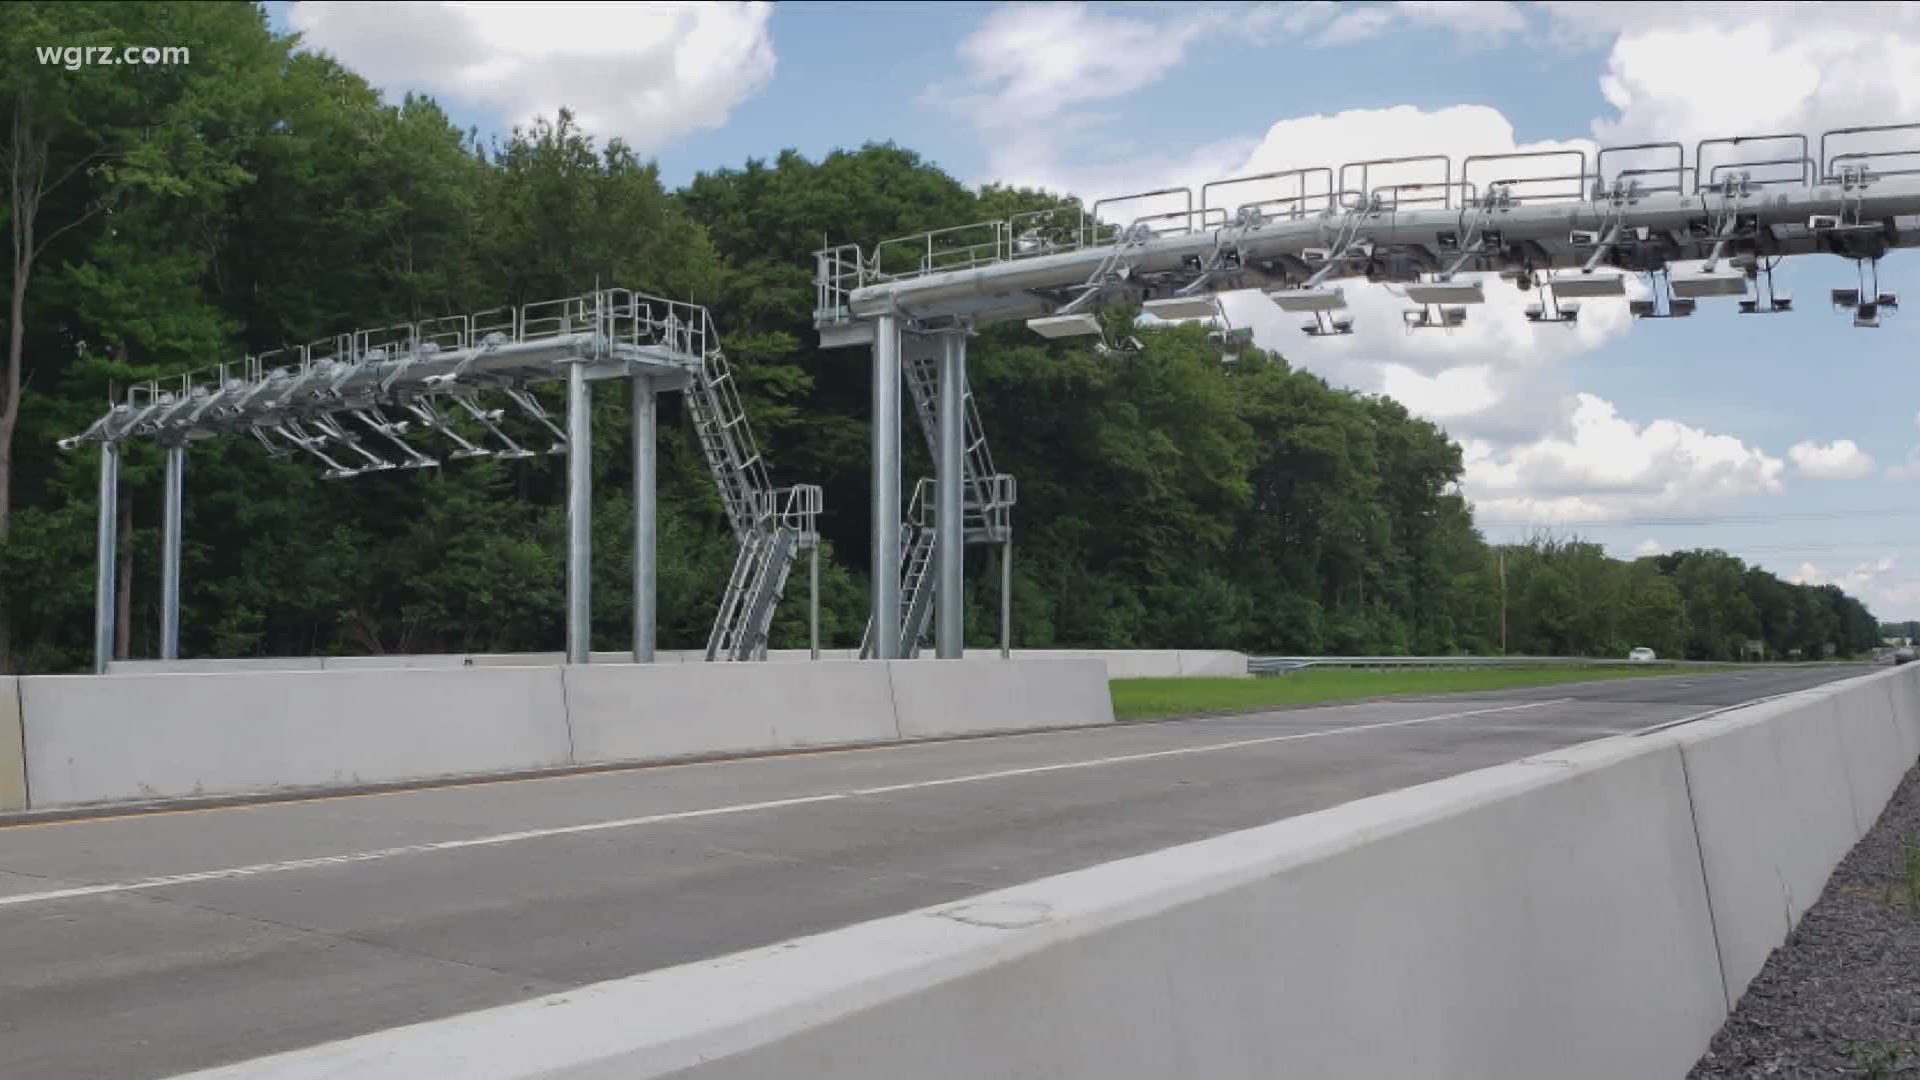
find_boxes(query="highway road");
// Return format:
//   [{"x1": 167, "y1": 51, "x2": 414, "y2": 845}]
[{"x1": 0, "y1": 665, "x2": 1862, "y2": 1080}]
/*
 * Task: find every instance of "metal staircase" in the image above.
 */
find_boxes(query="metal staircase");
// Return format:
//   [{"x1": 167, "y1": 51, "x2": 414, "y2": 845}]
[
  {"x1": 680, "y1": 309, "x2": 820, "y2": 661},
  {"x1": 901, "y1": 337, "x2": 1007, "y2": 543},
  {"x1": 859, "y1": 483, "x2": 938, "y2": 658},
  {"x1": 861, "y1": 333, "x2": 1016, "y2": 657}
]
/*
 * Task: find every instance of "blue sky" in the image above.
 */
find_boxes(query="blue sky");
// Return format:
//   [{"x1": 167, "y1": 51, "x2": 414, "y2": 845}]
[{"x1": 270, "y1": 1, "x2": 1920, "y2": 617}]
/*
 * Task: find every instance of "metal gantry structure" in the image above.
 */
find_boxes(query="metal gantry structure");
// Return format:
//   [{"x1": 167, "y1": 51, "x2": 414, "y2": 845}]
[
  {"x1": 60, "y1": 289, "x2": 821, "y2": 673},
  {"x1": 817, "y1": 123, "x2": 1920, "y2": 659}
]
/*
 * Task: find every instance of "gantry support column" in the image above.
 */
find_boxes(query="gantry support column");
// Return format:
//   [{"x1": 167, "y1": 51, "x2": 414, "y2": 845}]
[
  {"x1": 160, "y1": 443, "x2": 185, "y2": 660},
  {"x1": 565, "y1": 361, "x2": 592, "y2": 664},
  {"x1": 1000, "y1": 537, "x2": 1013, "y2": 660},
  {"x1": 935, "y1": 333, "x2": 965, "y2": 659},
  {"x1": 632, "y1": 374, "x2": 656, "y2": 663},
  {"x1": 92, "y1": 442, "x2": 120, "y2": 674},
  {"x1": 809, "y1": 541, "x2": 821, "y2": 660},
  {"x1": 871, "y1": 314, "x2": 902, "y2": 660}
]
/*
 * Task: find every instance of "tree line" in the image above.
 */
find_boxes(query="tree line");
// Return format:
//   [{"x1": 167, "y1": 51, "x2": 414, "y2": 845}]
[{"x1": 0, "y1": 3, "x2": 1881, "y2": 671}]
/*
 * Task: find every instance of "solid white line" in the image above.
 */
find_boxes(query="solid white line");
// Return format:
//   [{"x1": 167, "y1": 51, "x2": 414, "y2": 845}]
[{"x1": 0, "y1": 698, "x2": 1566, "y2": 910}]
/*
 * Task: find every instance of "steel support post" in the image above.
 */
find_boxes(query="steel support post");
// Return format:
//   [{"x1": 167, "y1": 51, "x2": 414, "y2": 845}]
[
  {"x1": 809, "y1": 542, "x2": 821, "y2": 661},
  {"x1": 935, "y1": 334, "x2": 965, "y2": 658},
  {"x1": 92, "y1": 442, "x2": 120, "y2": 674},
  {"x1": 565, "y1": 361, "x2": 592, "y2": 663},
  {"x1": 871, "y1": 315, "x2": 902, "y2": 660},
  {"x1": 1000, "y1": 539, "x2": 1012, "y2": 660},
  {"x1": 160, "y1": 444, "x2": 185, "y2": 660},
  {"x1": 631, "y1": 374, "x2": 656, "y2": 663}
]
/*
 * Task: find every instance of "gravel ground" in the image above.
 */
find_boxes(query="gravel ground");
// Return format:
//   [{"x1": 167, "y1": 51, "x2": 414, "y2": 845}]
[{"x1": 1691, "y1": 761, "x2": 1920, "y2": 1079}]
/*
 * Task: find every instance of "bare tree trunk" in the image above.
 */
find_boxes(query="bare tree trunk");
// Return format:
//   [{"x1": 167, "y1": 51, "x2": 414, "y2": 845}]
[{"x1": 115, "y1": 489, "x2": 131, "y2": 660}]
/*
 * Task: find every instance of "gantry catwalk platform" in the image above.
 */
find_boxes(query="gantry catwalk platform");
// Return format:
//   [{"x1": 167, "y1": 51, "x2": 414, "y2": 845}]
[
  {"x1": 60, "y1": 289, "x2": 821, "y2": 672},
  {"x1": 818, "y1": 123, "x2": 1920, "y2": 660}
]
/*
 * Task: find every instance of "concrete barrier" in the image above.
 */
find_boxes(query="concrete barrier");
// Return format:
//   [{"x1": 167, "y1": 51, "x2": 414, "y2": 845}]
[
  {"x1": 17, "y1": 657, "x2": 1115, "y2": 810},
  {"x1": 0, "y1": 677, "x2": 24, "y2": 812},
  {"x1": 170, "y1": 737, "x2": 1726, "y2": 1080},
  {"x1": 108, "y1": 657, "x2": 326, "y2": 674},
  {"x1": 167, "y1": 666, "x2": 1920, "y2": 1080},
  {"x1": 19, "y1": 666, "x2": 572, "y2": 808},
  {"x1": 561, "y1": 659, "x2": 1111, "y2": 764},
  {"x1": 893, "y1": 658, "x2": 1113, "y2": 738},
  {"x1": 565, "y1": 661, "x2": 899, "y2": 764},
  {"x1": 1013, "y1": 649, "x2": 1248, "y2": 678},
  {"x1": 1892, "y1": 666, "x2": 1920, "y2": 761},
  {"x1": 1676, "y1": 665, "x2": 1918, "y2": 1001}
]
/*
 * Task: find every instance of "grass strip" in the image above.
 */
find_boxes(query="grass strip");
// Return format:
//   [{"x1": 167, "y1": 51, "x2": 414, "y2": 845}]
[{"x1": 1111, "y1": 664, "x2": 1756, "y2": 721}]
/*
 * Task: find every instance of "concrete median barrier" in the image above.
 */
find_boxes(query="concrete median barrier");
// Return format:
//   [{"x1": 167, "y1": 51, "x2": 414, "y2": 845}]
[
  {"x1": 19, "y1": 666, "x2": 572, "y2": 808},
  {"x1": 168, "y1": 736, "x2": 1725, "y2": 1080},
  {"x1": 564, "y1": 661, "x2": 899, "y2": 764},
  {"x1": 16, "y1": 657, "x2": 1114, "y2": 811},
  {"x1": 108, "y1": 657, "x2": 325, "y2": 674},
  {"x1": 0, "y1": 677, "x2": 23, "y2": 812},
  {"x1": 1676, "y1": 665, "x2": 1920, "y2": 1001},
  {"x1": 165, "y1": 665, "x2": 1920, "y2": 1080},
  {"x1": 893, "y1": 658, "x2": 1113, "y2": 737}
]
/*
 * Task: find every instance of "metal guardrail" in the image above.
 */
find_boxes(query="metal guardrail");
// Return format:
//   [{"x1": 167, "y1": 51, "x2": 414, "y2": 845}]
[{"x1": 1248, "y1": 655, "x2": 1736, "y2": 675}]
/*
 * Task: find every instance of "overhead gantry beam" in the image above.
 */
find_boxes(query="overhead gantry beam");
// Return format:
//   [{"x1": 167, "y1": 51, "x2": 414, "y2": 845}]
[{"x1": 818, "y1": 124, "x2": 1920, "y2": 333}]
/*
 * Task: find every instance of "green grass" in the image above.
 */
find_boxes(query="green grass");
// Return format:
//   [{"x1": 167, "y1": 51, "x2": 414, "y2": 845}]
[{"x1": 1110, "y1": 665, "x2": 1738, "y2": 721}]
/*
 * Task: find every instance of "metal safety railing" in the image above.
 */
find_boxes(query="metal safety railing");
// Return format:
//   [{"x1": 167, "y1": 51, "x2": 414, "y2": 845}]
[
  {"x1": 706, "y1": 482, "x2": 821, "y2": 662},
  {"x1": 62, "y1": 286, "x2": 824, "y2": 667},
  {"x1": 816, "y1": 120, "x2": 1920, "y2": 310},
  {"x1": 900, "y1": 337, "x2": 1004, "y2": 539}
]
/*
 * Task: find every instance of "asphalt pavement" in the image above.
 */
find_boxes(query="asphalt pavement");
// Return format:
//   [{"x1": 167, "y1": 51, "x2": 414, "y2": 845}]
[{"x1": 0, "y1": 665, "x2": 1863, "y2": 1080}]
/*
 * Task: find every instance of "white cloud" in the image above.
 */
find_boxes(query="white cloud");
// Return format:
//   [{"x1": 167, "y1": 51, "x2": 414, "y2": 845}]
[
  {"x1": 1459, "y1": 393, "x2": 1786, "y2": 524},
  {"x1": 1789, "y1": 555, "x2": 1911, "y2": 614},
  {"x1": 932, "y1": 4, "x2": 1204, "y2": 125},
  {"x1": 288, "y1": 1, "x2": 776, "y2": 153},
  {"x1": 1886, "y1": 411, "x2": 1920, "y2": 479},
  {"x1": 924, "y1": 4, "x2": 1255, "y2": 198},
  {"x1": 1292, "y1": 2, "x2": 1529, "y2": 46},
  {"x1": 1318, "y1": 7, "x2": 1396, "y2": 44},
  {"x1": 1398, "y1": 1, "x2": 1528, "y2": 35},
  {"x1": 1378, "y1": 364, "x2": 1500, "y2": 419},
  {"x1": 1577, "y1": 4, "x2": 1920, "y2": 152},
  {"x1": 1788, "y1": 439, "x2": 1875, "y2": 480},
  {"x1": 1636, "y1": 538, "x2": 1666, "y2": 557}
]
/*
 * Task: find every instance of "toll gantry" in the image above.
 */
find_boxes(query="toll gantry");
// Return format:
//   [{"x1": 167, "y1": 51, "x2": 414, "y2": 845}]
[
  {"x1": 60, "y1": 289, "x2": 822, "y2": 672},
  {"x1": 817, "y1": 124, "x2": 1920, "y2": 659}
]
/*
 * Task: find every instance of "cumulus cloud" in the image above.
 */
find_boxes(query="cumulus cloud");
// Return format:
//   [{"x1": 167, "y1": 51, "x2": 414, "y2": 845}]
[
  {"x1": 1788, "y1": 439, "x2": 1876, "y2": 480},
  {"x1": 1285, "y1": 2, "x2": 1530, "y2": 46},
  {"x1": 1398, "y1": 1, "x2": 1529, "y2": 36},
  {"x1": 1883, "y1": 412, "x2": 1920, "y2": 480},
  {"x1": 1458, "y1": 394, "x2": 1786, "y2": 524},
  {"x1": 1572, "y1": 3, "x2": 1920, "y2": 151},
  {"x1": 923, "y1": 4, "x2": 1284, "y2": 198},
  {"x1": 1788, "y1": 555, "x2": 1918, "y2": 614},
  {"x1": 1636, "y1": 538, "x2": 1666, "y2": 557},
  {"x1": 288, "y1": 1, "x2": 776, "y2": 153},
  {"x1": 1318, "y1": 6, "x2": 1396, "y2": 44}
]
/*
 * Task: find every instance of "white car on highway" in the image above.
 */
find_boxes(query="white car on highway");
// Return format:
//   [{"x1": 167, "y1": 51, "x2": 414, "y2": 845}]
[{"x1": 1627, "y1": 647, "x2": 1657, "y2": 662}]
